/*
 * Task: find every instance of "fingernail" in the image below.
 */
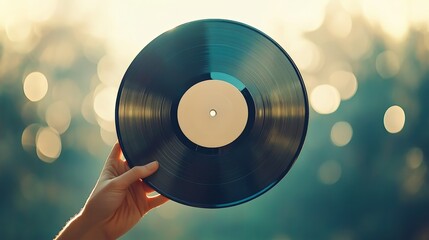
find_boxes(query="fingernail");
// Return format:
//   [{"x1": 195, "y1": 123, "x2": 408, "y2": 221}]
[{"x1": 145, "y1": 161, "x2": 158, "y2": 170}]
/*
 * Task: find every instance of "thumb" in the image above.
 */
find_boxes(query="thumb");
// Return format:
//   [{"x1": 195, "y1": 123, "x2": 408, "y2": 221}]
[{"x1": 114, "y1": 161, "x2": 159, "y2": 188}]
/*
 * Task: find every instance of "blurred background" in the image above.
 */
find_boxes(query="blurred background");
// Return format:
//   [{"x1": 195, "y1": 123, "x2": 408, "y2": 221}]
[{"x1": 1, "y1": 0, "x2": 429, "y2": 239}]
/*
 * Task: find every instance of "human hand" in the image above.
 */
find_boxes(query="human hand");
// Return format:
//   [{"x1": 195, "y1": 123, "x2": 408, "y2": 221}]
[{"x1": 56, "y1": 143, "x2": 169, "y2": 240}]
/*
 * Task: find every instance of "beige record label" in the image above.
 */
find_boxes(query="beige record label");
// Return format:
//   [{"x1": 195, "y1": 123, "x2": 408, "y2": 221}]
[{"x1": 177, "y1": 80, "x2": 248, "y2": 148}]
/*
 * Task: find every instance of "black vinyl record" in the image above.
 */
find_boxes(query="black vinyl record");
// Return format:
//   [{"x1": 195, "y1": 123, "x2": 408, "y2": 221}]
[{"x1": 115, "y1": 19, "x2": 309, "y2": 208}]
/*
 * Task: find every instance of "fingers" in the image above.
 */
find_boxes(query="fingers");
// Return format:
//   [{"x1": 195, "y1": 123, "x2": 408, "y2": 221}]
[
  {"x1": 114, "y1": 161, "x2": 159, "y2": 189},
  {"x1": 148, "y1": 194, "x2": 169, "y2": 210},
  {"x1": 108, "y1": 142, "x2": 122, "y2": 160}
]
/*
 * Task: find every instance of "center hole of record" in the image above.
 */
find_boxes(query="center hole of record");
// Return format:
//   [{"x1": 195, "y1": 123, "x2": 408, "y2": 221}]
[{"x1": 209, "y1": 109, "x2": 217, "y2": 117}]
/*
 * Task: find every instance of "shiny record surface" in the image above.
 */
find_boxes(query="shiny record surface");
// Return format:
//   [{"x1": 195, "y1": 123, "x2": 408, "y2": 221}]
[{"x1": 115, "y1": 19, "x2": 309, "y2": 208}]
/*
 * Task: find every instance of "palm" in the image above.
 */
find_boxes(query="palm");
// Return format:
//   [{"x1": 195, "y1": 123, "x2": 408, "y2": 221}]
[
  {"x1": 103, "y1": 180, "x2": 152, "y2": 238},
  {"x1": 85, "y1": 144, "x2": 168, "y2": 239}
]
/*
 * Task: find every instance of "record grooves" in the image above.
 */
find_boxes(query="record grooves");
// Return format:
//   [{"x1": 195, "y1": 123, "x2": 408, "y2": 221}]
[{"x1": 115, "y1": 19, "x2": 309, "y2": 208}]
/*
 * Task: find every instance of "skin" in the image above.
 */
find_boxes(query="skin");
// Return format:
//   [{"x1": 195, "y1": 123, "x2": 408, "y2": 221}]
[{"x1": 56, "y1": 143, "x2": 169, "y2": 240}]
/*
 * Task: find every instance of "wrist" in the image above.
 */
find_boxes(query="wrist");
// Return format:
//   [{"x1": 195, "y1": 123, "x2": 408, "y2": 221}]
[{"x1": 56, "y1": 209, "x2": 109, "y2": 240}]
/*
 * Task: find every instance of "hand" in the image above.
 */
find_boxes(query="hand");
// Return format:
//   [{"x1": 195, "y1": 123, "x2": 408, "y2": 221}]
[{"x1": 56, "y1": 143, "x2": 169, "y2": 240}]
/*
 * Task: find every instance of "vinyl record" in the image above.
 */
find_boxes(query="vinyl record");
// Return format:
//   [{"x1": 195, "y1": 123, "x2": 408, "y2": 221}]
[{"x1": 115, "y1": 19, "x2": 309, "y2": 208}]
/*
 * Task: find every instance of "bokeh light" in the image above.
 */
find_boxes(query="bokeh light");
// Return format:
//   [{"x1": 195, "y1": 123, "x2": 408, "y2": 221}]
[
  {"x1": 52, "y1": 80, "x2": 83, "y2": 113},
  {"x1": 93, "y1": 86, "x2": 117, "y2": 122},
  {"x1": 36, "y1": 127, "x2": 62, "y2": 163},
  {"x1": 318, "y1": 160, "x2": 342, "y2": 185},
  {"x1": 2, "y1": 0, "x2": 429, "y2": 239},
  {"x1": 310, "y1": 84, "x2": 341, "y2": 114},
  {"x1": 406, "y1": 148, "x2": 424, "y2": 169},
  {"x1": 326, "y1": 9, "x2": 353, "y2": 38},
  {"x1": 21, "y1": 123, "x2": 40, "y2": 152},
  {"x1": 23, "y1": 72, "x2": 48, "y2": 102},
  {"x1": 329, "y1": 70, "x2": 358, "y2": 100},
  {"x1": 100, "y1": 127, "x2": 117, "y2": 146},
  {"x1": 81, "y1": 94, "x2": 97, "y2": 124},
  {"x1": 402, "y1": 163, "x2": 426, "y2": 195},
  {"x1": 344, "y1": 24, "x2": 373, "y2": 59},
  {"x1": 288, "y1": 37, "x2": 322, "y2": 72},
  {"x1": 5, "y1": 18, "x2": 32, "y2": 42},
  {"x1": 97, "y1": 54, "x2": 127, "y2": 86},
  {"x1": 376, "y1": 50, "x2": 401, "y2": 79},
  {"x1": 384, "y1": 105, "x2": 405, "y2": 133},
  {"x1": 39, "y1": 41, "x2": 77, "y2": 69},
  {"x1": 45, "y1": 101, "x2": 71, "y2": 134},
  {"x1": 330, "y1": 121, "x2": 353, "y2": 147}
]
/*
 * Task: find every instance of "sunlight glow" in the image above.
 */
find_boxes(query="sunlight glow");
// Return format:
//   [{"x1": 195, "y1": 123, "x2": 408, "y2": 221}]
[
  {"x1": 362, "y1": 0, "x2": 409, "y2": 41},
  {"x1": 25, "y1": 0, "x2": 57, "y2": 23},
  {"x1": 409, "y1": 0, "x2": 429, "y2": 23},
  {"x1": 269, "y1": 0, "x2": 329, "y2": 32}
]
